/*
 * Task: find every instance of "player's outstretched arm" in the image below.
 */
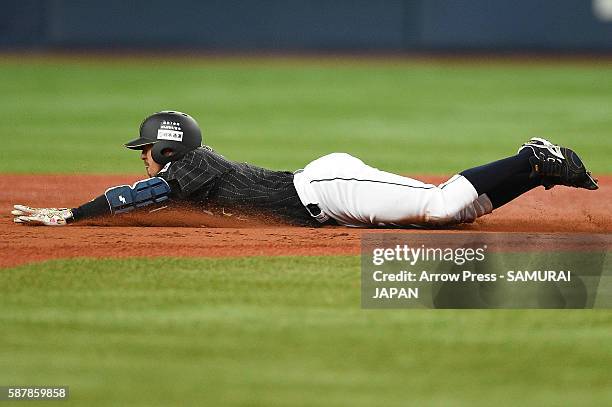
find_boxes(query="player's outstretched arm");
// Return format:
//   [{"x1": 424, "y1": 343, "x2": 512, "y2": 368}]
[{"x1": 12, "y1": 177, "x2": 176, "y2": 226}]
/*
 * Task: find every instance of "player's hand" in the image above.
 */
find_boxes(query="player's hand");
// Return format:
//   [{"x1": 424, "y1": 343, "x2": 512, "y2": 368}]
[{"x1": 12, "y1": 205, "x2": 73, "y2": 226}]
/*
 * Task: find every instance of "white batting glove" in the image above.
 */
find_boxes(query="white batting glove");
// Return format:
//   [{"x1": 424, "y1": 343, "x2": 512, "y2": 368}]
[{"x1": 12, "y1": 204, "x2": 73, "y2": 226}]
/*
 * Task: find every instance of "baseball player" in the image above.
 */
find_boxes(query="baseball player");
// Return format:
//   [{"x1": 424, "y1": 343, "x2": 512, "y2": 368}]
[{"x1": 12, "y1": 111, "x2": 598, "y2": 227}]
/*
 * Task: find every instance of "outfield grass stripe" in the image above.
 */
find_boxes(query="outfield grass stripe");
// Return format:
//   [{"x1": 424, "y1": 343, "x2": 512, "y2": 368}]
[{"x1": 1, "y1": 60, "x2": 610, "y2": 174}]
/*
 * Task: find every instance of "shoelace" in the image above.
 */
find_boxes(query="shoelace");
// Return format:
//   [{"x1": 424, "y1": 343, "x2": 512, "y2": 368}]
[{"x1": 538, "y1": 153, "x2": 563, "y2": 177}]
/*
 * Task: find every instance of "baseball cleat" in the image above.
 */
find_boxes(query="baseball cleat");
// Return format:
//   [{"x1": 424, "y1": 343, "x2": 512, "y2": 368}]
[{"x1": 518, "y1": 137, "x2": 598, "y2": 190}]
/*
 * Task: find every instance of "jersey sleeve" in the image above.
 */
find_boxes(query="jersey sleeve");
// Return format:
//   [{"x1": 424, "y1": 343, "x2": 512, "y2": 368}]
[
  {"x1": 70, "y1": 194, "x2": 111, "y2": 221},
  {"x1": 158, "y1": 159, "x2": 218, "y2": 198}
]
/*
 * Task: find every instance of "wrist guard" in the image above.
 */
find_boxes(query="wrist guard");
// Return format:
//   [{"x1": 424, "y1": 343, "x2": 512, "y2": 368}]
[{"x1": 104, "y1": 177, "x2": 171, "y2": 215}]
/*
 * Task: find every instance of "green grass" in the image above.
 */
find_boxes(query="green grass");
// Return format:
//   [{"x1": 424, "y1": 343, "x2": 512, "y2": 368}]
[
  {"x1": 1, "y1": 256, "x2": 612, "y2": 406},
  {"x1": 2, "y1": 57, "x2": 611, "y2": 405},
  {"x1": 1, "y1": 57, "x2": 611, "y2": 174}
]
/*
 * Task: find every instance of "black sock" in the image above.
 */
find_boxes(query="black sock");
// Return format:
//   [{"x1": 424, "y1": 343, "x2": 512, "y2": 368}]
[
  {"x1": 485, "y1": 172, "x2": 541, "y2": 209},
  {"x1": 460, "y1": 150, "x2": 535, "y2": 196}
]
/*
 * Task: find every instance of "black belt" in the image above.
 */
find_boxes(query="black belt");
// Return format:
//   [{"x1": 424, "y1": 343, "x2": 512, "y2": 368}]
[{"x1": 306, "y1": 203, "x2": 332, "y2": 224}]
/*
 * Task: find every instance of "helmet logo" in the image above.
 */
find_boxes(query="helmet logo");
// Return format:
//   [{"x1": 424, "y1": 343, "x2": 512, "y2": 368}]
[
  {"x1": 157, "y1": 120, "x2": 183, "y2": 141},
  {"x1": 157, "y1": 129, "x2": 183, "y2": 141}
]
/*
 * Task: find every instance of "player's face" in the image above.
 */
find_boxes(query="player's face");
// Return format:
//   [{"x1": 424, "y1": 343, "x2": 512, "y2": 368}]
[{"x1": 141, "y1": 145, "x2": 163, "y2": 177}]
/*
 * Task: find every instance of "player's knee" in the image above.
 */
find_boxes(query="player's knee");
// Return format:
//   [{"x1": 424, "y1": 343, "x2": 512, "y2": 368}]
[
  {"x1": 422, "y1": 193, "x2": 460, "y2": 225},
  {"x1": 424, "y1": 207, "x2": 456, "y2": 225}
]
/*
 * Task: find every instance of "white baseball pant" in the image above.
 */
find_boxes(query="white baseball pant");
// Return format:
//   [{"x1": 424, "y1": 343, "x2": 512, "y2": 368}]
[{"x1": 293, "y1": 153, "x2": 492, "y2": 227}]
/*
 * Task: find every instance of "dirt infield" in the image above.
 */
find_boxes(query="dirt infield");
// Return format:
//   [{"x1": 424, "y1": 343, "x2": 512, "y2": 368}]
[{"x1": 1, "y1": 174, "x2": 610, "y2": 268}]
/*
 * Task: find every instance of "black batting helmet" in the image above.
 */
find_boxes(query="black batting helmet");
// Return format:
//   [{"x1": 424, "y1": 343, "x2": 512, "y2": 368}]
[{"x1": 124, "y1": 111, "x2": 202, "y2": 165}]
